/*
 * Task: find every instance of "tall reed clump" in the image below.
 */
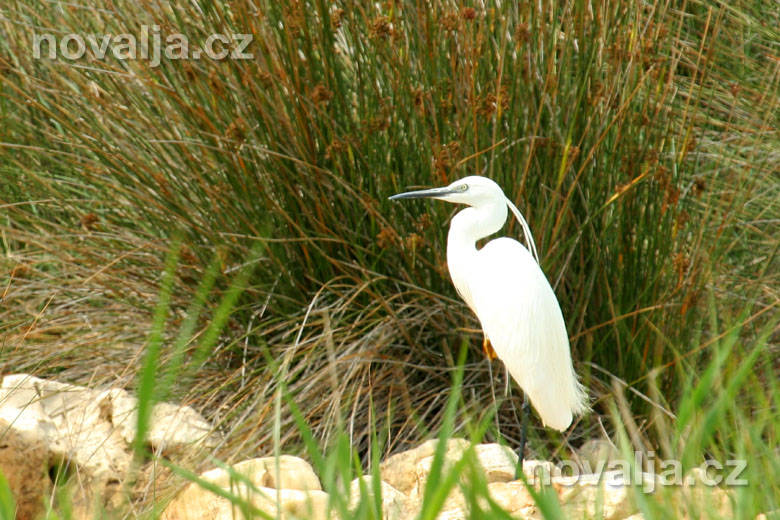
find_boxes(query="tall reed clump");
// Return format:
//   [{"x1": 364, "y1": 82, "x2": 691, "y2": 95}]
[{"x1": 0, "y1": 0, "x2": 776, "y2": 466}]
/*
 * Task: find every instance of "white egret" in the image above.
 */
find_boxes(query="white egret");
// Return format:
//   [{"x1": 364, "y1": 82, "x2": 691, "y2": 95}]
[{"x1": 390, "y1": 175, "x2": 588, "y2": 467}]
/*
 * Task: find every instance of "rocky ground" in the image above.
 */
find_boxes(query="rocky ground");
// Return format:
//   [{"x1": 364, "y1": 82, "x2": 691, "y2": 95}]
[{"x1": 0, "y1": 374, "x2": 740, "y2": 519}]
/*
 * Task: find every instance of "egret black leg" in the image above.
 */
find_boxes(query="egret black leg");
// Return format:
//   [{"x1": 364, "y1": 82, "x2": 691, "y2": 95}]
[{"x1": 515, "y1": 394, "x2": 530, "y2": 479}]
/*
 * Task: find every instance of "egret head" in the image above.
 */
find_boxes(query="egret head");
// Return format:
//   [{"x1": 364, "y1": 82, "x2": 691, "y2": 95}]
[
  {"x1": 389, "y1": 176, "x2": 505, "y2": 207},
  {"x1": 390, "y1": 175, "x2": 540, "y2": 263}
]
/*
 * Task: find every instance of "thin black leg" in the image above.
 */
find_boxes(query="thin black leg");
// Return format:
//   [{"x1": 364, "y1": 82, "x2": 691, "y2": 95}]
[{"x1": 515, "y1": 394, "x2": 530, "y2": 479}]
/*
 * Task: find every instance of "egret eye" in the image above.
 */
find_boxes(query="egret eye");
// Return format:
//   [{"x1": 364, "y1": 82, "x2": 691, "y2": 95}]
[{"x1": 456, "y1": 183, "x2": 468, "y2": 192}]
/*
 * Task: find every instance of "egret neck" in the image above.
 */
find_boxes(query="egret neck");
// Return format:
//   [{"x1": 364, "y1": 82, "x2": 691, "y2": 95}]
[{"x1": 446, "y1": 202, "x2": 508, "y2": 311}]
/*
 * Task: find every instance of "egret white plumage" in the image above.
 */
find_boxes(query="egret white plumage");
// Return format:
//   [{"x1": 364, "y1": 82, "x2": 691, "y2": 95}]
[{"x1": 390, "y1": 175, "x2": 588, "y2": 465}]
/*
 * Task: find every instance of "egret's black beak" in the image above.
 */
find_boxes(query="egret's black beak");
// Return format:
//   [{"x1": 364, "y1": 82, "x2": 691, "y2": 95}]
[{"x1": 389, "y1": 186, "x2": 455, "y2": 201}]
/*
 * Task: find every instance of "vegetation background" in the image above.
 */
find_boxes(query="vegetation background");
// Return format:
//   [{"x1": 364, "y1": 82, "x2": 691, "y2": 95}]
[{"x1": 0, "y1": 0, "x2": 777, "y2": 517}]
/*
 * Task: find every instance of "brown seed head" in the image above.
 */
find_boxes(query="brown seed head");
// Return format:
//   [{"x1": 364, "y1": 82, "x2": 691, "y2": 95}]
[
  {"x1": 404, "y1": 233, "x2": 423, "y2": 250},
  {"x1": 692, "y1": 177, "x2": 706, "y2": 198},
  {"x1": 442, "y1": 12, "x2": 458, "y2": 32},
  {"x1": 331, "y1": 8, "x2": 345, "y2": 29},
  {"x1": 225, "y1": 116, "x2": 247, "y2": 142},
  {"x1": 370, "y1": 16, "x2": 393, "y2": 39},
  {"x1": 311, "y1": 83, "x2": 333, "y2": 106},
  {"x1": 81, "y1": 213, "x2": 99, "y2": 231},
  {"x1": 376, "y1": 226, "x2": 397, "y2": 249},
  {"x1": 515, "y1": 23, "x2": 530, "y2": 45}
]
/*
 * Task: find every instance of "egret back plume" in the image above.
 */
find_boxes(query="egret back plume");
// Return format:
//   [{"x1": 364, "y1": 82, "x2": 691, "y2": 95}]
[{"x1": 504, "y1": 196, "x2": 539, "y2": 264}]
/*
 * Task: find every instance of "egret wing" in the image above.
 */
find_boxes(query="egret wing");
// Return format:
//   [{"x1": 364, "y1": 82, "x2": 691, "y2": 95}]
[{"x1": 469, "y1": 237, "x2": 587, "y2": 431}]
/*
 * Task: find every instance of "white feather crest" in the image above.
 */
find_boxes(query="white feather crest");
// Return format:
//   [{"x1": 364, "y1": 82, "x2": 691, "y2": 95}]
[{"x1": 504, "y1": 196, "x2": 539, "y2": 264}]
